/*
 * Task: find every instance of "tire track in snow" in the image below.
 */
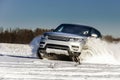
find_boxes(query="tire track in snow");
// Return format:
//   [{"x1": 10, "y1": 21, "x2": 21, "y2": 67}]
[{"x1": 0, "y1": 57, "x2": 120, "y2": 80}]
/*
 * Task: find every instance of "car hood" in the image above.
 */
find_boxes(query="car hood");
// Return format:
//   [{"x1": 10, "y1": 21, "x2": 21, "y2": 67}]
[{"x1": 44, "y1": 32, "x2": 87, "y2": 39}]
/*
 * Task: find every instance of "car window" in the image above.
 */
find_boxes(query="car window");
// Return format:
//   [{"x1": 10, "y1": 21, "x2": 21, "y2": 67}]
[
  {"x1": 54, "y1": 24, "x2": 91, "y2": 37},
  {"x1": 91, "y1": 29, "x2": 101, "y2": 38}
]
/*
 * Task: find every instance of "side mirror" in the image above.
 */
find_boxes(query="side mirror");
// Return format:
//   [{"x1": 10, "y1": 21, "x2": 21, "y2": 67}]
[{"x1": 91, "y1": 34, "x2": 98, "y2": 38}]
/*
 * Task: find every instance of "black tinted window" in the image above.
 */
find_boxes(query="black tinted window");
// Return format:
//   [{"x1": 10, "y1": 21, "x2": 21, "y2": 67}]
[
  {"x1": 91, "y1": 29, "x2": 102, "y2": 38},
  {"x1": 54, "y1": 24, "x2": 91, "y2": 37}
]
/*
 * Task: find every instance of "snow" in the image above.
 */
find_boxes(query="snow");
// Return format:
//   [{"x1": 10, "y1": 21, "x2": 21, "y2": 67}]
[
  {"x1": 0, "y1": 56, "x2": 120, "y2": 80},
  {"x1": 80, "y1": 38, "x2": 120, "y2": 64},
  {"x1": 0, "y1": 43, "x2": 34, "y2": 57},
  {"x1": 0, "y1": 36, "x2": 120, "y2": 80}
]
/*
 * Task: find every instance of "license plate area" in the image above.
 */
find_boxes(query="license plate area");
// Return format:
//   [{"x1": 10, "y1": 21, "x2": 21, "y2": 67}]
[{"x1": 46, "y1": 48, "x2": 69, "y2": 56}]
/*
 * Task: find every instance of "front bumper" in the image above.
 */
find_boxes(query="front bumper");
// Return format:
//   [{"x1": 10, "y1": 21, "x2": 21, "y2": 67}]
[{"x1": 39, "y1": 39, "x2": 83, "y2": 56}]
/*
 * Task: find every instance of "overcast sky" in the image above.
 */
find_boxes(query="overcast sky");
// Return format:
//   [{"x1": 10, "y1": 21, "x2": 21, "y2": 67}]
[{"x1": 0, "y1": 0, "x2": 120, "y2": 37}]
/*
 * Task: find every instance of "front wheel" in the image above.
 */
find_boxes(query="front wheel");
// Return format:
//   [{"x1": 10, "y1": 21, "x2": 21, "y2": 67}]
[
  {"x1": 72, "y1": 56, "x2": 80, "y2": 64},
  {"x1": 37, "y1": 48, "x2": 43, "y2": 59},
  {"x1": 70, "y1": 52, "x2": 81, "y2": 64}
]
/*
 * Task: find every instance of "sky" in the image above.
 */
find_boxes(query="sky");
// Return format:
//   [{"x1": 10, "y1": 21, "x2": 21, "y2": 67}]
[{"x1": 0, "y1": 0, "x2": 120, "y2": 37}]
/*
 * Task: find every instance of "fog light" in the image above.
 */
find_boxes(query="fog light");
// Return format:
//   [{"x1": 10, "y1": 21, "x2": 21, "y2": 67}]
[
  {"x1": 72, "y1": 45, "x2": 79, "y2": 51},
  {"x1": 72, "y1": 46, "x2": 79, "y2": 48}
]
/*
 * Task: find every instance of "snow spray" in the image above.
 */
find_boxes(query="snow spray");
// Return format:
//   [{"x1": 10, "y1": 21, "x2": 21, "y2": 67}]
[{"x1": 80, "y1": 38, "x2": 120, "y2": 64}]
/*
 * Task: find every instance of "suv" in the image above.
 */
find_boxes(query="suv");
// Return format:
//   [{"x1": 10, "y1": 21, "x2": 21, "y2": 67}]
[{"x1": 37, "y1": 24, "x2": 102, "y2": 63}]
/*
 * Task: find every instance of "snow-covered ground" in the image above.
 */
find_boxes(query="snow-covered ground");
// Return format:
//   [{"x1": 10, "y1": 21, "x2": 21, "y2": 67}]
[
  {"x1": 0, "y1": 36, "x2": 120, "y2": 80},
  {"x1": 1, "y1": 55, "x2": 120, "y2": 80}
]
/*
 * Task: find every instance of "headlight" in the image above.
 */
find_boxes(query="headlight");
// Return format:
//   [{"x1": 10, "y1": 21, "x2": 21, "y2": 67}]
[
  {"x1": 44, "y1": 33, "x2": 48, "y2": 38},
  {"x1": 44, "y1": 35, "x2": 48, "y2": 39},
  {"x1": 42, "y1": 33, "x2": 48, "y2": 39},
  {"x1": 41, "y1": 34, "x2": 48, "y2": 40},
  {"x1": 69, "y1": 38, "x2": 84, "y2": 42}
]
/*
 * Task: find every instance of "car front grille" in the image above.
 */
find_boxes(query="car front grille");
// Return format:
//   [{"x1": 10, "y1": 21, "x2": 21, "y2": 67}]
[
  {"x1": 48, "y1": 35, "x2": 70, "y2": 41},
  {"x1": 46, "y1": 44, "x2": 69, "y2": 50}
]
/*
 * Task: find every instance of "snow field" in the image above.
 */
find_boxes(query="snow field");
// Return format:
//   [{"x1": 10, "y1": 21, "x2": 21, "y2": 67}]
[
  {"x1": 0, "y1": 36, "x2": 120, "y2": 80},
  {"x1": 0, "y1": 56, "x2": 120, "y2": 80}
]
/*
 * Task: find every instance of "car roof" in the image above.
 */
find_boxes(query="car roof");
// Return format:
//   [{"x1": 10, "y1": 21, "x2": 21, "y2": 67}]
[
  {"x1": 61, "y1": 23, "x2": 100, "y2": 32},
  {"x1": 60, "y1": 23, "x2": 93, "y2": 29}
]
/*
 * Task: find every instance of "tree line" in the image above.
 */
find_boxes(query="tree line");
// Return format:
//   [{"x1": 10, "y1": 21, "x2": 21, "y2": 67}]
[
  {"x1": 0, "y1": 28, "x2": 50, "y2": 44},
  {"x1": 0, "y1": 27, "x2": 119, "y2": 44},
  {"x1": 103, "y1": 35, "x2": 120, "y2": 43}
]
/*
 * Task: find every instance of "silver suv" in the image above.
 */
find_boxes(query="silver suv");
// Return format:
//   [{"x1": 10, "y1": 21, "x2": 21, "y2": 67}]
[{"x1": 37, "y1": 24, "x2": 101, "y2": 63}]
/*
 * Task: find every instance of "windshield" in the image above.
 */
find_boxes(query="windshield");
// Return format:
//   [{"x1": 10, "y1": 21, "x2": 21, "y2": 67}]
[{"x1": 54, "y1": 24, "x2": 91, "y2": 36}]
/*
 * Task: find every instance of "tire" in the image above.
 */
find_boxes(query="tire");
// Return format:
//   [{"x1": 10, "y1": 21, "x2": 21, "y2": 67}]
[
  {"x1": 71, "y1": 52, "x2": 81, "y2": 64},
  {"x1": 72, "y1": 56, "x2": 80, "y2": 64},
  {"x1": 37, "y1": 48, "x2": 43, "y2": 59}
]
